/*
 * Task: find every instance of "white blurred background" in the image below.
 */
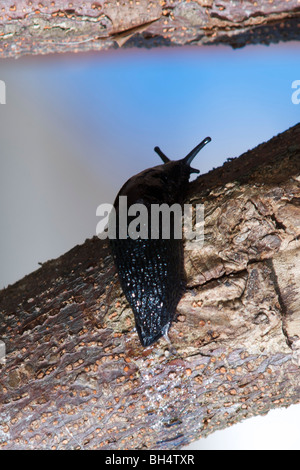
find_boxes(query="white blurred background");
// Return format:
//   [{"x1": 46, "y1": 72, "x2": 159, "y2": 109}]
[{"x1": 0, "y1": 43, "x2": 299, "y2": 449}]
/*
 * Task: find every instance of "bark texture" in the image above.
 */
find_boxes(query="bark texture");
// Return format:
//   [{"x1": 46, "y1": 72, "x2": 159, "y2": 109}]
[
  {"x1": 0, "y1": 123, "x2": 300, "y2": 450},
  {"x1": 0, "y1": 0, "x2": 299, "y2": 58}
]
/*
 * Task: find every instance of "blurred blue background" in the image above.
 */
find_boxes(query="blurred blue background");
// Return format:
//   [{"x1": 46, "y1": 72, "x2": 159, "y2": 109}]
[{"x1": 0, "y1": 41, "x2": 299, "y2": 449}]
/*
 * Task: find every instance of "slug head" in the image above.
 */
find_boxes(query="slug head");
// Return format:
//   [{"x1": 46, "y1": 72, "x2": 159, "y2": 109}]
[
  {"x1": 154, "y1": 136, "x2": 211, "y2": 175},
  {"x1": 115, "y1": 136, "x2": 211, "y2": 208}
]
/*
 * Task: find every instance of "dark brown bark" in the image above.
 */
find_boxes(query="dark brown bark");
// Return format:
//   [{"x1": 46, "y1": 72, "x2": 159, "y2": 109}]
[
  {"x1": 0, "y1": 0, "x2": 299, "y2": 58},
  {"x1": 0, "y1": 123, "x2": 299, "y2": 449}
]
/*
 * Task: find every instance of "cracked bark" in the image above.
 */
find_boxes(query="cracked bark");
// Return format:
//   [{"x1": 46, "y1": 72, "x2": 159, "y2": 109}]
[
  {"x1": 0, "y1": 123, "x2": 300, "y2": 450},
  {"x1": 0, "y1": 0, "x2": 299, "y2": 58}
]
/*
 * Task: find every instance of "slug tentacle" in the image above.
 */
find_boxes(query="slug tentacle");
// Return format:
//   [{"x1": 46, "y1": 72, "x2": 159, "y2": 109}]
[
  {"x1": 154, "y1": 146, "x2": 170, "y2": 163},
  {"x1": 110, "y1": 136, "x2": 211, "y2": 347},
  {"x1": 182, "y1": 136, "x2": 211, "y2": 166}
]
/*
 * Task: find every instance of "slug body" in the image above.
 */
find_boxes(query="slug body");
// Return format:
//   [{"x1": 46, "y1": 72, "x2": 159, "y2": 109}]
[{"x1": 110, "y1": 137, "x2": 211, "y2": 347}]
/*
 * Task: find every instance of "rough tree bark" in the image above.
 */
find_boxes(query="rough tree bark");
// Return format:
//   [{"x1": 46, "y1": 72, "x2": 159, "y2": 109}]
[
  {"x1": 0, "y1": 0, "x2": 299, "y2": 58},
  {"x1": 0, "y1": 123, "x2": 299, "y2": 450}
]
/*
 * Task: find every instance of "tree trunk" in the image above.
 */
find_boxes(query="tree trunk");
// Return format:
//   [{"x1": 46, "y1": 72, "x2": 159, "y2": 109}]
[
  {"x1": 0, "y1": 123, "x2": 299, "y2": 450},
  {"x1": 0, "y1": 0, "x2": 299, "y2": 58}
]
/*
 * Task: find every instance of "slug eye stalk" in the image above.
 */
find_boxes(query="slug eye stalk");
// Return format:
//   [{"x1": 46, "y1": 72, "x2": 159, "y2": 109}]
[
  {"x1": 182, "y1": 136, "x2": 211, "y2": 166},
  {"x1": 154, "y1": 146, "x2": 169, "y2": 163}
]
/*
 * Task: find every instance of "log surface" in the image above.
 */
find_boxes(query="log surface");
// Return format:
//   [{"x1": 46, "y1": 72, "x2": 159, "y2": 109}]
[
  {"x1": 0, "y1": 0, "x2": 299, "y2": 58},
  {"x1": 0, "y1": 123, "x2": 300, "y2": 449}
]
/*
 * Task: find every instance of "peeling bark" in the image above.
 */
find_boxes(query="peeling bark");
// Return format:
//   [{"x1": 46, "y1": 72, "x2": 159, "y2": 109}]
[
  {"x1": 0, "y1": 0, "x2": 299, "y2": 58},
  {"x1": 0, "y1": 123, "x2": 300, "y2": 450}
]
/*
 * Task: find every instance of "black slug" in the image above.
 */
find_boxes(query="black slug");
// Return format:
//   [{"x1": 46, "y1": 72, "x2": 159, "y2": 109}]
[{"x1": 110, "y1": 137, "x2": 211, "y2": 347}]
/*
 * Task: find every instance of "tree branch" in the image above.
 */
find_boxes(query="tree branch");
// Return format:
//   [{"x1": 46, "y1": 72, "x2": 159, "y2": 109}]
[
  {"x1": 0, "y1": 0, "x2": 299, "y2": 58},
  {"x1": 0, "y1": 123, "x2": 300, "y2": 449}
]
